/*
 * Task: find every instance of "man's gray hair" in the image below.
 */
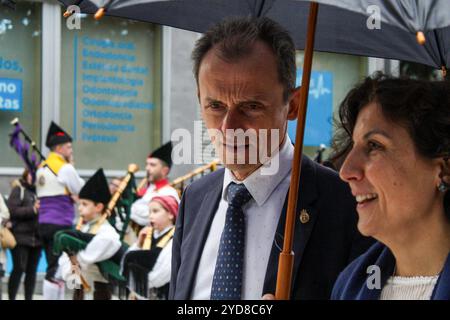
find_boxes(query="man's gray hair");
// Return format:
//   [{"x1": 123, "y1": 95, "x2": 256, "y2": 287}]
[{"x1": 192, "y1": 16, "x2": 297, "y2": 102}]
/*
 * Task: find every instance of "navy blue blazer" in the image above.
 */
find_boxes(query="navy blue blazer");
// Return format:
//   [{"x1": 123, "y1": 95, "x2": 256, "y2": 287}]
[
  {"x1": 169, "y1": 156, "x2": 374, "y2": 300},
  {"x1": 332, "y1": 242, "x2": 450, "y2": 300}
]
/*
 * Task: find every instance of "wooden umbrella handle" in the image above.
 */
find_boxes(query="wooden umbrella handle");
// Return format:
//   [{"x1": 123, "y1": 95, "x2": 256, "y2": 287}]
[{"x1": 275, "y1": 1, "x2": 319, "y2": 300}]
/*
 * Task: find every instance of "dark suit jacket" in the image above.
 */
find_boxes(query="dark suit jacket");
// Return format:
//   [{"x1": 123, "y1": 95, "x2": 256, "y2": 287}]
[
  {"x1": 169, "y1": 156, "x2": 374, "y2": 300},
  {"x1": 332, "y1": 242, "x2": 450, "y2": 300}
]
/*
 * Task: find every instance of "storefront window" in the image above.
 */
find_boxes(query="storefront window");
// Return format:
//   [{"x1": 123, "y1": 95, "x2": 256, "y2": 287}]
[
  {"x1": 60, "y1": 16, "x2": 162, "y2": 171},
  {"x1": 0, "y1": 1, "x2": 42, "y2": 167},
  {"x1": 289, "y1": 51, "x2": 368, "y2": 158}
]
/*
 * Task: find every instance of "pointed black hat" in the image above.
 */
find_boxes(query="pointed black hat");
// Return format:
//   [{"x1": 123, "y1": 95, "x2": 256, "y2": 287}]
[
  {"x1": 79, "y1": 168, "x2": 111, "y2": 205},
  {"x1": 148, "y1": 141, "x2": 173, "y2": 168},
  {"x1": 45, "y1": 121, "x2": 72, "y2": 148}
]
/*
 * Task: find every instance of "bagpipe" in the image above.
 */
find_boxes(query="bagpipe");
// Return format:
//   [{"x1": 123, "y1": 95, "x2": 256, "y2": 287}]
[
  {"x1": 126, "y1": 177, "x2": 148, "y2": 237},
  {"x1": 53, "y1": 229, "x2": 129, "y2": 289},
  {"x1": 121, "y1": 226, "x2": 175, "y2": 299},
  {"x1": 53, "y1": 164, "x2": 140, "y2": 293},
  {"x1": 8, "y1": 118, "x2": 50, "y2": 183},
  {"x1": 75, "y1": 163, "x2": 140, "y2": 240}
]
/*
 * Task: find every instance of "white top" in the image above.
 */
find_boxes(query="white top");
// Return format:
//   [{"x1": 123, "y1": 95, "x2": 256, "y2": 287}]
[
  {"x1": 130, "y1": 184, "x2": 180, "y2": 226},
  {"x1": 191, "y1": 135, "x2": 293, "y2": 300},
  {"x1": 59, "y1": 220, "x2": 121, "y2": 286},
  {"x1": 36, "y1": 163, "x2": 84, "y2": 197},
  {"x1": 380, "y1": 275, "x2": 439, "y2": 300},
  {"x1": 58, "y1": 163, "x2": 85, "y2": 195}
]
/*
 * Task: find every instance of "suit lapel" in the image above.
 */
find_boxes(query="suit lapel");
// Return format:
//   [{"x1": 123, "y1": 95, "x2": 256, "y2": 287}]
[
  {"x1": 432, "y1": 253, "x2": 450, "y2": 300},
  {"x1": 177, "y1": 171, "x2": 224, "y2": 299},
  {"x1": 263, "y1": 156, "x2": 319, "y2": 296}
]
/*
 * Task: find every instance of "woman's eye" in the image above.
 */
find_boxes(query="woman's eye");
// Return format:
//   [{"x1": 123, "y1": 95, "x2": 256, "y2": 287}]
[{"x1": 367, "y1": 141, "x2": 382, "y2": 152}]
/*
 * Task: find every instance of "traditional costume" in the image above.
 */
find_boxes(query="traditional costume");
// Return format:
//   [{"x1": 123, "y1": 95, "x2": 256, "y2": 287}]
[
  {"x1": 130, "y1": 142, "x2": 179, "y2": 227},
  {"x1": 122, "y1": 195, "x2": 178, "y2": 300},
  {"x1": 57, "y1": 169, "x2": 122, "y2": 300},
  {"x1": 36, "y1": 122, "x2": 84, "y2": 299}
]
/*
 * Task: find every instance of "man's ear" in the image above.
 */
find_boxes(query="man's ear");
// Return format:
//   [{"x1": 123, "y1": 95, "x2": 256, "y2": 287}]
[
  {"x1": 162, "y1": 165, "x2": 170, "y2": 178},
  {"x1": 287, "y1": 87, "x2": 301, "y2": 121}
]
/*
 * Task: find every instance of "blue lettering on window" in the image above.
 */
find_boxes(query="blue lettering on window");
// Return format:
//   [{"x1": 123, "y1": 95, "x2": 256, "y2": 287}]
[{"x1": 0, "y1": 77, "x2": 22, "y2": 112}]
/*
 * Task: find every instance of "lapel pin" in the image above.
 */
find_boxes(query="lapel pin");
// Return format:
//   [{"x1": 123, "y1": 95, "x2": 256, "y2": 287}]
[{"x1": 299, "y1": 209, "x2": 310, "y2": 224}]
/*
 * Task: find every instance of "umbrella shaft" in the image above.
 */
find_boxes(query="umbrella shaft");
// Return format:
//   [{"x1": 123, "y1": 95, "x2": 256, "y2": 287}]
[{"x1": 276, "y1": 1, "x2": 319, "y2": 300}]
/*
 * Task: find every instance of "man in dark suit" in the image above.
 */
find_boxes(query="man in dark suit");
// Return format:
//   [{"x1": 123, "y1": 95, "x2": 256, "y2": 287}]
[{"x1": 169, "y1": 16, "x2": 373, "y2": 300}]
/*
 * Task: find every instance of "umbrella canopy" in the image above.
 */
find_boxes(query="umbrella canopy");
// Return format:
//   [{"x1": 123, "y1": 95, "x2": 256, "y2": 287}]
[
  {"x1": 1, "y1": 0, "x2": 16, "y2": 9},
  {"x1": 59, "y1": 0, "x2": 450, "y2": 69},
  {"x1": 313, "y1": 0, "x2": 450, "y2": 33}
]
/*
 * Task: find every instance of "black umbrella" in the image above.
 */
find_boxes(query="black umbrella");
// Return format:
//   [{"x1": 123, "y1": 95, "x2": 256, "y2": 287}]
[
  {"x1": 1, "y1": 0, "x2": 16, "y2": 10},
  {"x1": 314, "y1": 0, "x2": 450, "y2": 32},
  {"x1": 58, "y1": 0, "x2": 450, "y2": 299},
  {"x1": 60, "y1": 0, "x2": 450, "y2": 71}
]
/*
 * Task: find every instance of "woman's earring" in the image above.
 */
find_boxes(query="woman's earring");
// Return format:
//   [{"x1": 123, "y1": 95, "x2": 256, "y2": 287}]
[{"x1": 438, "y1": 181, "x2": 448, "y2": 193}]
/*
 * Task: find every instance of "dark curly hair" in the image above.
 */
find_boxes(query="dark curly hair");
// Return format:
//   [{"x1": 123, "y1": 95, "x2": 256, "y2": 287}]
[{"x1": 332, "y1": 73, "x2": 450, "y2": 218}]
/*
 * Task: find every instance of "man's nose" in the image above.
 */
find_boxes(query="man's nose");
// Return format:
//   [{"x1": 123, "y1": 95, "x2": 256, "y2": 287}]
[{"x1": 220, "y1": 108, "x2": 244, "y2": 132}]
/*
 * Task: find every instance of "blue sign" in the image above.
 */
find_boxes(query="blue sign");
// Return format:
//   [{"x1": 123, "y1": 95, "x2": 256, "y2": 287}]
[
  {"x1": 5, "y1": 249, "x2": 47, "y2": 275},
  {"x1": 0, "y1": 77, "x2": 23, "y2": 112},
  {"x1": 288, "y1": 70, "x2": 333, "y2": 146}
]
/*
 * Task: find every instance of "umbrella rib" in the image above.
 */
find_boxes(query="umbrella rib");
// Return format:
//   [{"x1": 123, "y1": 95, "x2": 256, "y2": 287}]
[
  {"x1": 256, "y1": 0, "x2": 266, "y2": 18},
  {"x1": 432, "y1": 29, "x2": 447, "y2": 68}
]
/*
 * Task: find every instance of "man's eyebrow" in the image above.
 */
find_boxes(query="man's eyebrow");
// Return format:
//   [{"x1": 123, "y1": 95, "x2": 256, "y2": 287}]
[
  {"x1": 363, "y1": 129, "x2": 392, "y2": 140},
  {"x1": 204, "y1": 96, "x2": 269, "y2": 103},
  {"x1": 204, "y1": 97, "x2": 222, "y2": 103}
]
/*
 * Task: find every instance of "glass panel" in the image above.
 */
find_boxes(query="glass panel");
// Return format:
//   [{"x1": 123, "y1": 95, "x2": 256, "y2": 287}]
[
  {"x1": 60, "y1": 15, "x2": 162, "y2": 171},
  {"x1": 289, "y1": 51, "x2": 368, "y2": 158},
  {"x1": 0, "y1": 1, "x2": 42, "y2": 167}
]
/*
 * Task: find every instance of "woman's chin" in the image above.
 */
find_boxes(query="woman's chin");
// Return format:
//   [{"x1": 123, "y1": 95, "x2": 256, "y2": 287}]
[{"x1": 356, "y1": 212, "x2": 378, "y2": 238}]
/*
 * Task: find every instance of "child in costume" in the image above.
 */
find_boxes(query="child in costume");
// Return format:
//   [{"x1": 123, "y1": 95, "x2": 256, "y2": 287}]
[
  {"x1": 58, "y1": 169, "x2": 122, "y2": 300},
  {"x1": 121, "y1": 195, "x2": 178, "y2": 300}
]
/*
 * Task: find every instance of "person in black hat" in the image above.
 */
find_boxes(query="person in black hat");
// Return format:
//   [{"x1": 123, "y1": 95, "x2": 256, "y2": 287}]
[
  {"x1": 35, "y1": 121, "x2": 84, "y2": 299},
  {"x1": 58, "y1": 169, "x2": 122, "y2": 300},
  {"x1": 129, "y1": 142, "x2": 179, "y2": 233}
]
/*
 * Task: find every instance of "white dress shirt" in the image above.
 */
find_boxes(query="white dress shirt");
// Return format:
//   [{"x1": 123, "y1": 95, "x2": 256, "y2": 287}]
[{"x1": 191, "y1": 135, "x2": 294, "y2": 300}]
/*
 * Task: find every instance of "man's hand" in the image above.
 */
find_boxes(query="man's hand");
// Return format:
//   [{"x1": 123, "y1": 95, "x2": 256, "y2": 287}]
[{"x1": 262, "y1": 293, "x2": 275, "y2": 300}]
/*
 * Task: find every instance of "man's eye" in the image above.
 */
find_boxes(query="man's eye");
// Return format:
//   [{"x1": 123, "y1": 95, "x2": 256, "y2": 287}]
[
  {"x1": 207, "y1": 102, "x2": 224, "y2": 110},
  {"x1": 244, "y1": 103, "x2": 262, "y2": 111}
]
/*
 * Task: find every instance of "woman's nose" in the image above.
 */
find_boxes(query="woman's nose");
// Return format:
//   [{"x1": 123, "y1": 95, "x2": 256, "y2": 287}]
[{"x1": 339, "y1": 149, "x2": 364, "y2": 183}]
